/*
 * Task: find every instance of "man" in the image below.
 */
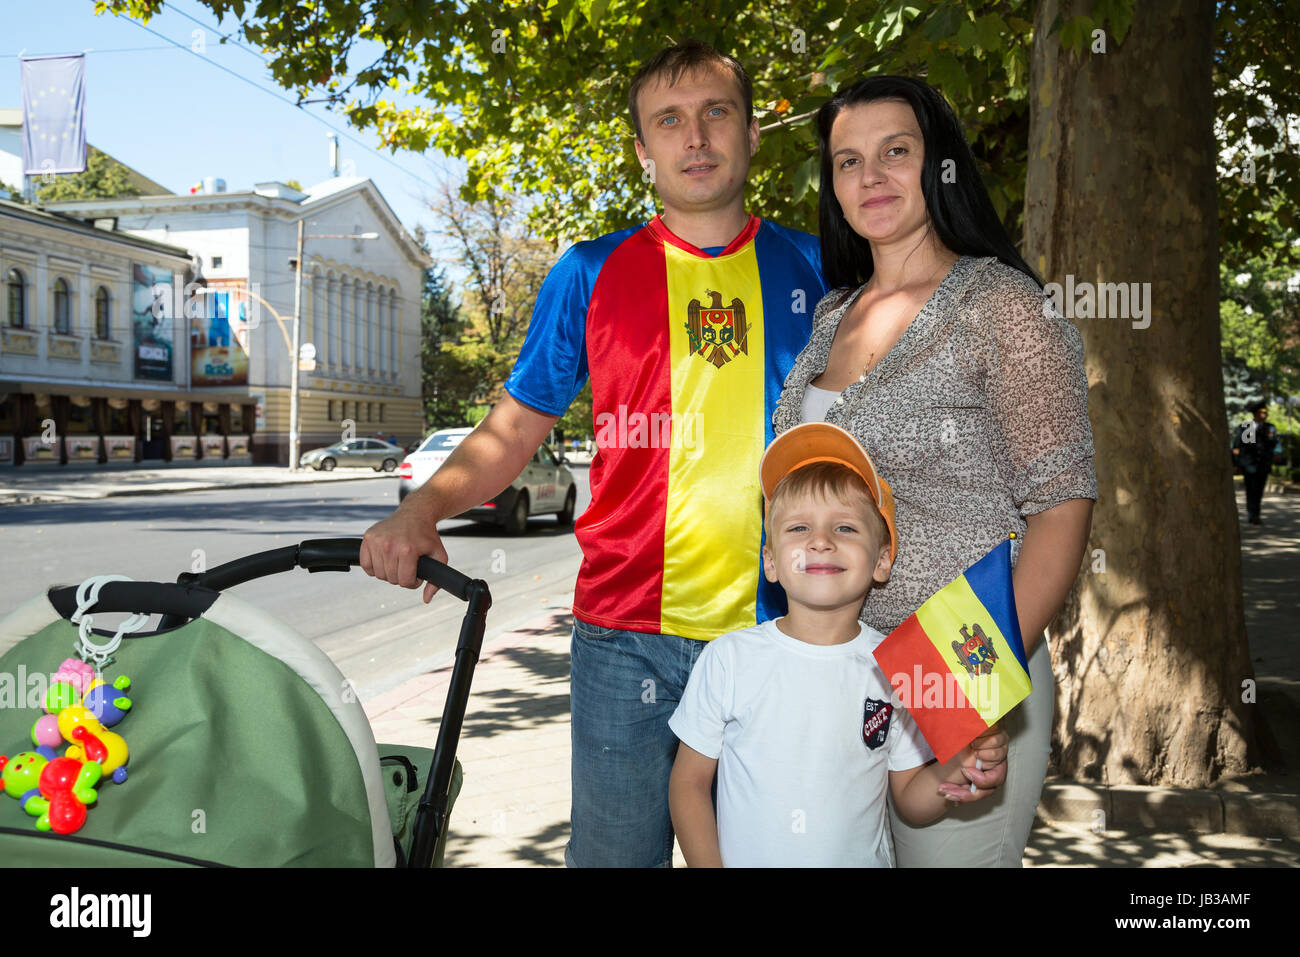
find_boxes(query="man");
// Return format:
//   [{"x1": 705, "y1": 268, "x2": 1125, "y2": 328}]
[
  {"x1": 360, "y1": 41, "x2": 828, "y2": 866},
  {"x1": 1233, "y1": 402, "x2": 1283, "y2": 524}
]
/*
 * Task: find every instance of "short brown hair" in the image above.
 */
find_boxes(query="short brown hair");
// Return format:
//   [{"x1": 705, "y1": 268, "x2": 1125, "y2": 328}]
[
  {"x1": 627, "y1": 41, "x2": 753, "y2": 141},
  {"x1": 765, "y1": 461, "x2": 889, "y2": 549}
]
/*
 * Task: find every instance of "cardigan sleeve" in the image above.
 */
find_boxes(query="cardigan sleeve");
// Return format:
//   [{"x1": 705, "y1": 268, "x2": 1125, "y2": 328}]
[{"x1": 977, "y1": 265, "x2": 1098, "y2": 515}]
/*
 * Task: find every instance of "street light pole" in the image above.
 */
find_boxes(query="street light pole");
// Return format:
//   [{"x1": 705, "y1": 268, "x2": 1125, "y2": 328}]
[
  {"x1": 289, "y1": 218, "x2": 305, "y2": 472},
  {"x1": 287, "y1": 225, "x2": 378, "y2": 472}
]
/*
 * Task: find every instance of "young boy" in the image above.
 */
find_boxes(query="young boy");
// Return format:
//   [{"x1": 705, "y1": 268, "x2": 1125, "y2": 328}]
[{"x1": 668, "y1": 422, "x2": 1008, "y2": 867}]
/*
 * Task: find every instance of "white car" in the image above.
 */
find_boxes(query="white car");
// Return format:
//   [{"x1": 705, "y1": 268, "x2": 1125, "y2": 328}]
[{"x1": 397, "y1": 427, "x2": 578, "y2": 534}]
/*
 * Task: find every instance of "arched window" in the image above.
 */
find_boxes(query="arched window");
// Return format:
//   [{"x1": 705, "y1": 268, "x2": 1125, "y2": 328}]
[
  {"x1": 6, "y1": 268, "x2": 25, "y2": 328},
  {"x1": 53, "y1": 277, "x2": 71, "y2": 334},
  {"x1": 94, "y1": 286, "x2": 111, "y2": 339}
]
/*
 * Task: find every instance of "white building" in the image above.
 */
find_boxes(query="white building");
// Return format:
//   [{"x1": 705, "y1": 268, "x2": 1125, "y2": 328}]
[{"x1": 45, "y1": 176, "x2": 432, "y2": 463}]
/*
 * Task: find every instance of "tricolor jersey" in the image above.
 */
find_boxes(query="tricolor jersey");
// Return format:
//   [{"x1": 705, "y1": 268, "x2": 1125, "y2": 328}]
[{"x1": 505, "y1": 214, "x2": 828, "y2": 640}]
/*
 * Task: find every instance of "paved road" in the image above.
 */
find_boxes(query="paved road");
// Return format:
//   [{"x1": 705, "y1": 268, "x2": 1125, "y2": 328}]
[{"x1": 0, "y1": 469, "x2": 591, "y2": 699}]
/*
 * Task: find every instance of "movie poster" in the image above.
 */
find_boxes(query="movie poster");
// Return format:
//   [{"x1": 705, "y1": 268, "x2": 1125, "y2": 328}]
[
  {"x1": 190, "y1": 279, "x2": 250, "y2": 387},
  {"x1": 132, "y1": 263, "x2": 173, "y2": 380}
]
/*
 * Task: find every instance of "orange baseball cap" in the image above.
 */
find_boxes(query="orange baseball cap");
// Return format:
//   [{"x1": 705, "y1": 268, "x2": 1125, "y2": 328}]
[{"x1": 760, "y1": 422, "x2": 898, "y2": 562}]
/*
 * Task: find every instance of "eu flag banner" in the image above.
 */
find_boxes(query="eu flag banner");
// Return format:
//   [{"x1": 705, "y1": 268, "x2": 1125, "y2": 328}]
[
  {"x1": 872, "y1": 538, "x2": 1032, "y2": 763},
  {"x1": 20, "y1": 54, "x2": 88, "y2": 176}
]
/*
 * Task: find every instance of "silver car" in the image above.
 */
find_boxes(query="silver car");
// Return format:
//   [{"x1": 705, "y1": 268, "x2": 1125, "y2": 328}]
[
  {"x1": 300, "y1": 438, "x2": 405, "y2": 472},
  {"x1": 398, "y1": 427, "x2": 578, "y2": 534}
]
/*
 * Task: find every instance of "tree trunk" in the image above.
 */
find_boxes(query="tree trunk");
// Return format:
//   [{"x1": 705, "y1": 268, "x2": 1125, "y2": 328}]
[{"x1": 1024, "y1": 0, "x2": 1255, "y2": 786}]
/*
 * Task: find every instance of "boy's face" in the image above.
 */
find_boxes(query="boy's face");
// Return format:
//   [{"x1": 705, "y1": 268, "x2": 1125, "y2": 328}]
[
  {"x1": 762, "y1": 489, "x2": 893, "y2": 613},
  {"x1": 633, "y1": 63, "x2": 759, "y2": 220}
]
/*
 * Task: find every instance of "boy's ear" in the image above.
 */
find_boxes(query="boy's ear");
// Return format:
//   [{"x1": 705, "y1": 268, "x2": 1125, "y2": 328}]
[
  {"x1": 873, "y1": 547, "x2": 893, "y2": 585},
  {"x1": 762, "y1": 545, "x2": 778, "y2": 583}
]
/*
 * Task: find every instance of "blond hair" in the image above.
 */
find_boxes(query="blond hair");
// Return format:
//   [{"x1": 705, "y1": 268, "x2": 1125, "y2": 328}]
[{"x1": 765, "y1": 461, "x2": 888, "y2": 547}]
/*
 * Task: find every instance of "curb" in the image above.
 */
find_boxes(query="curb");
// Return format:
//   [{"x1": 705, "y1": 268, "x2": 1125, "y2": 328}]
[
  {"x1": 0, "y1": 471, "x2": 392, "y2": 506},
  {"x1": 1038, "y1": 781, "x2": 1300, "y2": 839}
]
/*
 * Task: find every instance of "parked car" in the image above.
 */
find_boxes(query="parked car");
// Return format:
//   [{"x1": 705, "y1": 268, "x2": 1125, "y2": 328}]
[
  {"x1": 299, "y1": 438, "x2": 405, "y2": 472},
  {"x1": 398, "y1": 427, "x2": 578, "y2": 533}
]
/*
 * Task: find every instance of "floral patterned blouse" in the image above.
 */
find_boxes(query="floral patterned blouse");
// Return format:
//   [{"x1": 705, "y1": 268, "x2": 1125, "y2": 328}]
[{"x1": 772, "y1": 255, "x2": 1098, "y2": 636}]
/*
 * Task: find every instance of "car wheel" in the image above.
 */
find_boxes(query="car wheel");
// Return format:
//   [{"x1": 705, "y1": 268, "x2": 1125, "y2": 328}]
[
  {"x1": 381, "y1": 458, "x2": 397, "y2": 472},
  {"x1": 504, "y1": 492, "x2": 529, "y2": 535},
  {"x1": 320, "y1": 457, "x2": 336, "y2": 472},
  {"x1": 556, "y1": 487, "x2": 577, "y2": 527}
]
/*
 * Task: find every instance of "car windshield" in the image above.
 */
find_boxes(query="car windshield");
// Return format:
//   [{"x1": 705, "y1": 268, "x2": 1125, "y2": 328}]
[{"x1": 418, "y1": 432, "x2": 467, "y2": 452}]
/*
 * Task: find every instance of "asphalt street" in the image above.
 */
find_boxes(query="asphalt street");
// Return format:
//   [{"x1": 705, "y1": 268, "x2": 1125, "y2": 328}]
[{"x1": 0, "y1": 468, "x2": 591, "y2": 699}]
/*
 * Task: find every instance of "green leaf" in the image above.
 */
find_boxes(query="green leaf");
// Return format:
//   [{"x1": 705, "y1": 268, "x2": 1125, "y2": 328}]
[
  {"x1": 924, "y1": 4, "x2": 964, "y2": 42},
  {"x1": 975, "y1": 14, "x2": 1007, "y2": 53},
  {"x1": 561, "y1": 1, "x2": 579, "y2": 39},
  {"x1": 955, "y1": 15, "x2": 978, "y2": 50},
  {"x1": 792, "y1": 155, "x2": 816, "y2": 204}
]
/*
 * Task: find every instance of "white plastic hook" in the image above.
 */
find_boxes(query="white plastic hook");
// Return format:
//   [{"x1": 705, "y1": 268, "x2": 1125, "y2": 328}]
[
  {"x1": 71, "y1": 574, "x2": 135, "y2": 624},
  {"x1": 70, "y1": 574, "x2": 148, "y2": 667}
]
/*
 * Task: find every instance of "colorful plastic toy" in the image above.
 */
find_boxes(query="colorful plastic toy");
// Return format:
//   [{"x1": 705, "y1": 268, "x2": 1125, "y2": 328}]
[
  {"x1": 5, "y1": 665, "x2": 134, "y2": 835},
  {"x1": 52, "y1": 658, "x2": 97, "y2": 699},
  {"x1": 83, "y1": 675, "x2": 132, "y2": 727},
  {"x1": 67, "y1": 723, "x2": 128, "y2": 785},
  {"x1": 29, "y1": 756, "x2": 101, "y2": 834}
]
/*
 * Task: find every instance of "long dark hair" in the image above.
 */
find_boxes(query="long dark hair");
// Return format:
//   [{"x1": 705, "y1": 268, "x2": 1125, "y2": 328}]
[{"x1": 816, "y1": 75, "x2": 1039, "y2": 290}]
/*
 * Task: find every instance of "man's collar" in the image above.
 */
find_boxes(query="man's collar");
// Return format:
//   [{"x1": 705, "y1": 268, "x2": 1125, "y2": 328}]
[{"x1": 648, "y1": 213, "x2": 761, "y2": 257}]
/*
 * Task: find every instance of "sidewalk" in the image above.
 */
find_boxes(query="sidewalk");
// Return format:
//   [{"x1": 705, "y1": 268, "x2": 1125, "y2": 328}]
[
  {"x1": 364, "y1": 487, "x2": 1300, "y2": 867},
  {"x1": 0, "y1": 462, "x2": 392, "y2": 505}
]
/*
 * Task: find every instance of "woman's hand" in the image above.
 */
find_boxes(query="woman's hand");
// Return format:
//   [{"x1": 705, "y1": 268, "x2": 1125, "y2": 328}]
[{"x1": 937, "y1": 723, "x2": 1008, "y2": 803}]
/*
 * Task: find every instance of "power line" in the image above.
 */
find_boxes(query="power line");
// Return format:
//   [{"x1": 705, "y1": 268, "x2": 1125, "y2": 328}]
[
  {"x1": 1, "y1": 46, "x2": 176, "y2": 57},
  {"x1": 168, "y1": 1, "x2": 271, "y2": 65},
  {"x1": 105, "y1": 11, "x2": 443, "y2": 196}
]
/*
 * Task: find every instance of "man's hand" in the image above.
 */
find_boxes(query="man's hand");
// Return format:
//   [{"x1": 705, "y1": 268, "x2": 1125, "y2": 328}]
[
  {"x1": 358, "y1": 395, "x2": 561, "y2": 602},
  {"x1": 937, "y1": 723, "x2": 1009, "y2": 803},
  {"x1": 360, "y1": 494, "x2": 449, "y2": 603}
]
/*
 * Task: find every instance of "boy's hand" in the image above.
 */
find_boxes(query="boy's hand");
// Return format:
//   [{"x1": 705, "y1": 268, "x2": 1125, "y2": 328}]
[{"x1": 936, "y1": 723, "x2": 1009, "y2": 803}]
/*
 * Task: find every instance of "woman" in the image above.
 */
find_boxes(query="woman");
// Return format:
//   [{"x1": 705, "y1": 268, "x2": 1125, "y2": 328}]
[{"x1": 772, "y1": 76, "x2": 1096, "y2": 867}]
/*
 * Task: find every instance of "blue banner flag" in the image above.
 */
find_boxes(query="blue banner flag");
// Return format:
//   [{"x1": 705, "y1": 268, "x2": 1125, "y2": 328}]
[{"x1": 20, "y1": 54, "x2": 88, "y2": 176}]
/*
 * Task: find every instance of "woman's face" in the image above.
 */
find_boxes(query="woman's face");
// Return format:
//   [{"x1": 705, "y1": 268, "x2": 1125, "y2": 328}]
[{"x1": 828, "y1": 98, "x2": 929, "y2": 248}]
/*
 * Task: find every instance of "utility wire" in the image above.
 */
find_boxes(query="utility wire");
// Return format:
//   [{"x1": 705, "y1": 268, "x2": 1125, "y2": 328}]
[{"x1": 107, "y1": 12, "x2": 443, "y2": 196}]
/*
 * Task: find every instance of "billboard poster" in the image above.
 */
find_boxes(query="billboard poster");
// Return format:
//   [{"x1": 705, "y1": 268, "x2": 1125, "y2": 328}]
[
  {"x1": 132, "y1": 264, "x2": 174, "y2": 380},
  {"x1": 190, "y1": 279, "x2": 251, "y2": 387}
]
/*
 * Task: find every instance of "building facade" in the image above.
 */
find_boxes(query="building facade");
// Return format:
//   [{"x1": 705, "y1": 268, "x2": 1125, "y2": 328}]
[
  {"x1": 44, "y1": 177, "x2": 430, "y2": 464},
  {"x1": 0, "y1": 199, "x2": 255, "y2": 467}
]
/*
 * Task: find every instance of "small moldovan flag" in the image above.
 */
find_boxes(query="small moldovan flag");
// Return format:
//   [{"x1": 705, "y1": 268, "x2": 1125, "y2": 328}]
[{"x1": 872, "y1": 537, "x2": 1032, "y2": 763}]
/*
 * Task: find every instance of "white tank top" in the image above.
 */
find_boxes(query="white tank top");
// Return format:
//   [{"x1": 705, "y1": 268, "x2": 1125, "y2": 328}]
[{"x1": 800, "y1": 382, "x2": 841, "y2": 423}]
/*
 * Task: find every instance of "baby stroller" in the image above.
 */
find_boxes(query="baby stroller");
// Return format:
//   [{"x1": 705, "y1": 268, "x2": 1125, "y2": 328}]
[{"x1": 0, "y1": 538, "x2": 490, "y2": 867}]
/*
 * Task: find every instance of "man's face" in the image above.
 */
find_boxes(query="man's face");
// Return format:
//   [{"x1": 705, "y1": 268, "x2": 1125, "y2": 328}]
[
  {"x1": 1255, "y1": 408, "x2": 1268, "y2": 422},
  {"x1": 633, "y1": 64, "x2": 759, "y2": 220},
  {"x1": 762, "y1": 489, "x2": 892, "y2": 613}
]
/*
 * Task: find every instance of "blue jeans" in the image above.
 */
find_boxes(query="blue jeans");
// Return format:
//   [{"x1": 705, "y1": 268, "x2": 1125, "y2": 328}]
[{"x1": 565, "y1": 619, "x2": 708, "y2": 868}]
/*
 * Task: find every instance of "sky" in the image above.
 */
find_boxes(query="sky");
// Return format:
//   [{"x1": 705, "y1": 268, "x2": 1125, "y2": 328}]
[{"x1": 3, "y1": 0, "x2": 461, "y2": 260}]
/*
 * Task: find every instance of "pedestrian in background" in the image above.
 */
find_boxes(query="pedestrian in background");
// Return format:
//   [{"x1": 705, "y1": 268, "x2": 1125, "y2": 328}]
[{"x1": 1233, "y1": 402, "x2": 1283, "y2": 525}]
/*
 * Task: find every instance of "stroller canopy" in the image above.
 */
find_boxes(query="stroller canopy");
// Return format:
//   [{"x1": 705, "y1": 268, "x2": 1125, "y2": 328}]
[{"x1": 0, "y1": 589, "x2": 395, "y2": 867}]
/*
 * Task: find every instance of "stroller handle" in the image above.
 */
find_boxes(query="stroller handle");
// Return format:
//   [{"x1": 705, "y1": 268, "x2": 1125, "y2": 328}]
[
  {"x1": 298, "y1": 538, "x2": 479, "y2": 603},
  {"x1": 183, "y1": 538, "x2": 482, "y2": 605}
]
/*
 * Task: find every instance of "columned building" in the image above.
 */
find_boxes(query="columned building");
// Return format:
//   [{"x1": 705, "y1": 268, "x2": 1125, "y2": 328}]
[{"x1": 45, "y1": 177, "x2": 430, "y2": 464}]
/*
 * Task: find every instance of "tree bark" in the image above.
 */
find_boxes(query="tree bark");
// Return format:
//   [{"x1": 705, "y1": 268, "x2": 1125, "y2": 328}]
[{"x1": 1024, "y1": 0, "x2": 1256, "y2": 786}]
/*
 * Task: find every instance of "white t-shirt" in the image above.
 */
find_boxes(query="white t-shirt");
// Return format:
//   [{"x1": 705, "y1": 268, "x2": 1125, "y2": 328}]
[{"x1": 669, "y1": 617, "x2": 934, "y2": 867}]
